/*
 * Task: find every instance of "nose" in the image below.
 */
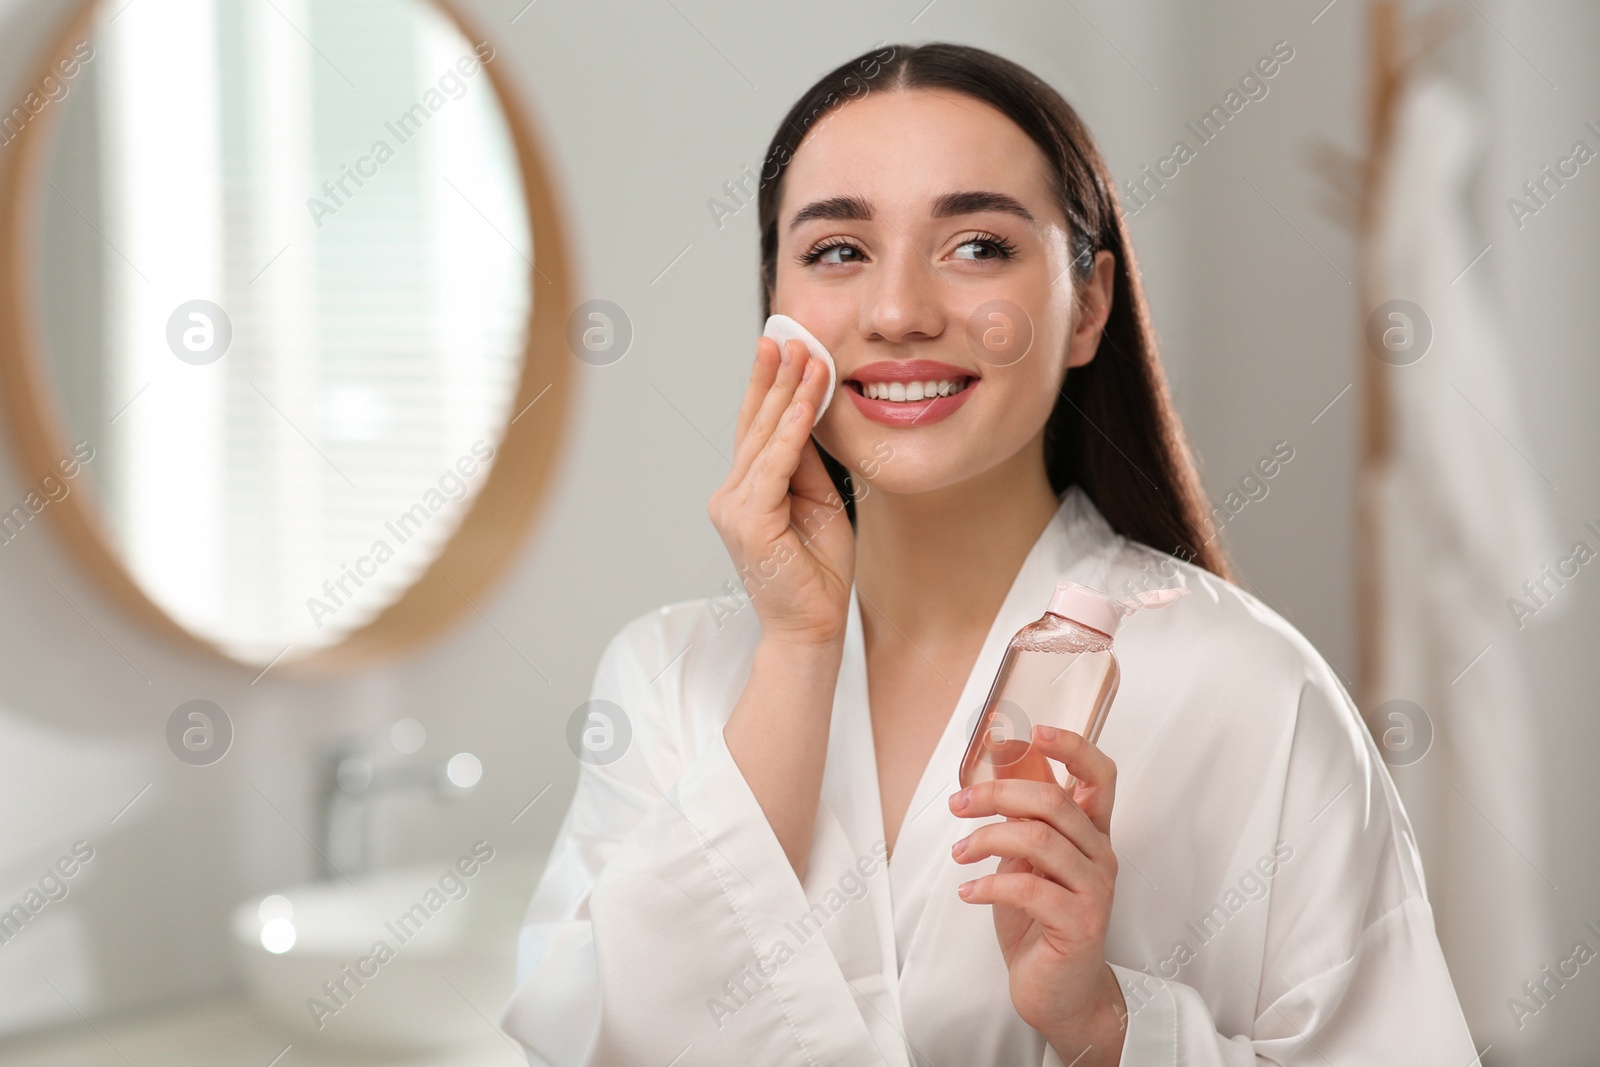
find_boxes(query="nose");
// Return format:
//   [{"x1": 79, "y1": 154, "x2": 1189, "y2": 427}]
[{"x1": 859, "y1": 239, "x2": 946, "y2": 345}]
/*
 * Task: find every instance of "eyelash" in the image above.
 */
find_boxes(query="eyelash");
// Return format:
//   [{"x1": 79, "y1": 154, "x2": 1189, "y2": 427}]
[
  {"x1": 794, "y1": 237, "x2": 858, "y2": 266},
  {"x1": 961, "y1": 231, "x2": 1020, "y2": 261},
  {"x1": 794, "y1": 231, "x2": 1019, "y2": 266}
]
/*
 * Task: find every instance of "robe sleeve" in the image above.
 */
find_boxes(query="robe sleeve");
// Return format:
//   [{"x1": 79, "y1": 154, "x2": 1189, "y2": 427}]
[
  {"x1": 499, "y1": 614, "x2": 886, "y2": 1065},
  {"x1": 1047, "y1": 668, "x2": 1479, "y2": 1067}
]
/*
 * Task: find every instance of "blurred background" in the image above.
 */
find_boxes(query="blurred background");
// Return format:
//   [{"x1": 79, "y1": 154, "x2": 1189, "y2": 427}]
[{"x1": 0, "y1": 0, "x2": 1593, "y2": 1064}]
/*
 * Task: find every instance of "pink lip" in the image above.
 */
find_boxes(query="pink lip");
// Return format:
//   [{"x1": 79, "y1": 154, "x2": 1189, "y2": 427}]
[
  {"x1": 844, "y1": 378, "x2": 978, "y2": 427},
  {"x1": 847, "y1": 359, "x2": 978, "y2": 384}
]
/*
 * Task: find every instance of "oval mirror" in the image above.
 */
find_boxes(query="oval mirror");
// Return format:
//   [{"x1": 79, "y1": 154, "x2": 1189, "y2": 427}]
[{"x1": 1, "y1": 0, "x2": 573, "y2": 670}]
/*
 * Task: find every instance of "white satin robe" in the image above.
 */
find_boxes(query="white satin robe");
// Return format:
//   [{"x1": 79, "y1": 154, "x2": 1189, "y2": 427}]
[{"x1": 500, "y1": 485, "x2": 1479, "y2": 1065}]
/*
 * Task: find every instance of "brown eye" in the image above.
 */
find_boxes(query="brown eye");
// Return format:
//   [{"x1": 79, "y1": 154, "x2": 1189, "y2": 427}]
[
  {"x1": 953, "y1": 234, "x2": 1018, "y2": 261},
  {"x1": 798, "y1": 239, "x2": 865, "y2": 266}
]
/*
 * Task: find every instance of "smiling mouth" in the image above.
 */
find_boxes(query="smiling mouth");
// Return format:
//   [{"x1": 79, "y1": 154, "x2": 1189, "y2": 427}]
[{"x1": 844, "y1": 375, "x2": 978, "y2": 403}]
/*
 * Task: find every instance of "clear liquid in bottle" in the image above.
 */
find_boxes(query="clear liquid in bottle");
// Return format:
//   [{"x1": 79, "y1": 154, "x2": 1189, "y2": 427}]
[
  {"x1": 957, "y1": 612, "x2": 1119, "y2": 792},
  {"x1": 957, "y1": 581, "x2": 1186, "y2": 792}
]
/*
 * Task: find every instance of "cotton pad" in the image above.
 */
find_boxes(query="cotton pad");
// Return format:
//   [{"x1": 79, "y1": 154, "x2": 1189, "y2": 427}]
[{"x1": 762, "y1": 314, "x2": 837, "y2": 429}]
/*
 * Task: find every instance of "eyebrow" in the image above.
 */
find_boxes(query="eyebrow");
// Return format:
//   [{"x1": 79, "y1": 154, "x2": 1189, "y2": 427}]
[{"x1": 786, "y1": 190, "x2": 1037, "y2": 231}]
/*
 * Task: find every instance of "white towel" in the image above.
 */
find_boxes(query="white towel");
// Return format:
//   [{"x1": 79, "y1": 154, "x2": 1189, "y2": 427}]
[{"x1": 1369, "y1": 75, "x2": 1561, "y2": 1054}]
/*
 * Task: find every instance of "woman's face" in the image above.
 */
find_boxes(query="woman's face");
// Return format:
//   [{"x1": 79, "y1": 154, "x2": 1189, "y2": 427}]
[{"x1": 772, "y1": 87, "x2": 1113, "y2": 497}]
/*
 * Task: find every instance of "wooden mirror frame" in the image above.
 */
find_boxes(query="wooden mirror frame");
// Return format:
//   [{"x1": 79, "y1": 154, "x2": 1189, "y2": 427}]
[{"x1": 0, "y1": 0, "x2": 575, "y2": 674}]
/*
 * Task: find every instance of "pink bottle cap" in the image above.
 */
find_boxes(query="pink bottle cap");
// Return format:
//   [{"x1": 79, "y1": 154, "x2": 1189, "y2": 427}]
[{"x1": 1046, "y1": 580, "x2": 1189, "y2": 637}]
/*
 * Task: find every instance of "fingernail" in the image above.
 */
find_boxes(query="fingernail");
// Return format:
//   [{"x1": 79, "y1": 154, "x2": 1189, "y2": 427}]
[
  {"x1": 790, "y1": 402, "x2": 806, "y2": 423},
  {"x1": 801, "y1": 358, "x2": 814, "y2": 383},
  {"x1": 1035, "y1": 725, "x2": 1058, "y2": 742},
  {"x1": 949, "y1": 789, "x2": 969, "y2": 812},
  {"x1": 951, "y1": 837, "x2": 968, "y2": 859},
  {"x1": 779, "y1": 345, "x2": 791, "y2": 366},
  {"x1": 957, "y1": 880, "x2": 974, "y2": 898}
]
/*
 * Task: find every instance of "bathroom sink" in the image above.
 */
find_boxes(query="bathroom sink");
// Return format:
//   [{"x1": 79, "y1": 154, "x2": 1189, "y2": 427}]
[{"x1": 232, "y1": 854, "x2": 539, "y2": 1051}]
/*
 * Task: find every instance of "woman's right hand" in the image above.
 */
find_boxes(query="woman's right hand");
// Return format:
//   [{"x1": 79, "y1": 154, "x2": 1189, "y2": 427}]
[{"x1": 708, "y1": 336, "x2": 855, "y2": 648}]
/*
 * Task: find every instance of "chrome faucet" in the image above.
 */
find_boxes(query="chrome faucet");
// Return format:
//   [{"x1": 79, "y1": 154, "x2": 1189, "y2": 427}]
[{"x1": 315, "y1": 738, "x2": 482, "y2": 878}]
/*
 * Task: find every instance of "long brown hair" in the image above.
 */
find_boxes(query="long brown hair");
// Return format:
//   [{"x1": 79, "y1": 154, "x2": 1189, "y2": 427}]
[{"x1": 756, "y1": 41, "x2": 1232, "y2": 581}]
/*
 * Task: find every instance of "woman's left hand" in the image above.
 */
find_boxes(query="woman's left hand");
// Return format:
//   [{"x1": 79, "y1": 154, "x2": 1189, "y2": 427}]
[{"x1": 948, "y1": 724, "x2": 1128, "y2": 1065}]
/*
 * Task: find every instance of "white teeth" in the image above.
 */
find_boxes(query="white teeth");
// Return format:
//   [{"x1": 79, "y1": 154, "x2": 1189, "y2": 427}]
[{"x1": 862, "y1": 378, "x2": 968, "y2": 402}]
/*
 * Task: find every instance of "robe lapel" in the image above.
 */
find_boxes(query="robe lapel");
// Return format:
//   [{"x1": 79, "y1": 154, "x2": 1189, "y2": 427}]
[
  {"x1": 807, "y1": 581, "x2": 912, "y2": 1066},
  {"x1": 892, "y1": 488, "x2": 1119, "y2": 964},
  {"x1": 817, "y1": 486, "x2": 1121, "y2": 996}
]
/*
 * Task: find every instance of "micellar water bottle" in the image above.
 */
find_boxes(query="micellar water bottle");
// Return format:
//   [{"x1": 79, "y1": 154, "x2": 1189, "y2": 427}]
[{"x1": 958, "y1": 580, "x2": 1188, "y2": 791}]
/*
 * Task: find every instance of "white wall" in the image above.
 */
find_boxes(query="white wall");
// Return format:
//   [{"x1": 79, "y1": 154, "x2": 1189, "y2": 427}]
[{"x1": 0, "y1": 0, "x2": 1593, "y2": 1062}]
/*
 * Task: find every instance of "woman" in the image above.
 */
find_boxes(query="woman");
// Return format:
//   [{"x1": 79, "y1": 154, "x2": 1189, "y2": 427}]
[{"x1": 501, "y1": 42, "x2": 1476, "y2": 1065}]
